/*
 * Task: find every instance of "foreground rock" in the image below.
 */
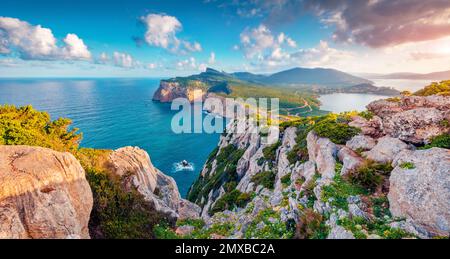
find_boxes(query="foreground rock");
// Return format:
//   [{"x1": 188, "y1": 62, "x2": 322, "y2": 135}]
[
  {"x1": 363, "y1": 136, "x2": 411, "y2": 163},
  {"x1": 307, "y1": 131, "x2": 338, "y2": 179},
  {"x1": 389, "y1": 148, "x2": 450, "y2": 237},
  {"x1": 0, "y1": 146, "x2": 93, "y2": 239},
  {"x1": 108, "y1": 147, "x2": 200, "y2": 221}
]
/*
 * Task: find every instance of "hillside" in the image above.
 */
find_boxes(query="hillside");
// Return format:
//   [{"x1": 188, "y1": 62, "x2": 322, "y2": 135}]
[
  {"x1": 363, "y1": 70, "x2": 450, "y2": 80},
  {"x1": 256, "y1": 67, "x2": 372, "y2": 88}
]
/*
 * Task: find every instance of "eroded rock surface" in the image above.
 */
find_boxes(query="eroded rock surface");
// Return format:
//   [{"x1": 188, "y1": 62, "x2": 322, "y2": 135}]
[{"x1": 0, "y1": 145, "x2": 93, "y2": 239}]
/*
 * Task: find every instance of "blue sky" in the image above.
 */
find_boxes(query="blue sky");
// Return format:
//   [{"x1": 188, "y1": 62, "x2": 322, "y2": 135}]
[{"x1": 1, "y1": 0, "x2": 450, "y2": 77}]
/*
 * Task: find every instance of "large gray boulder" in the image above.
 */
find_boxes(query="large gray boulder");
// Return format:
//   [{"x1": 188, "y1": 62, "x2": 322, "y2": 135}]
[
  {"x1": 388, "y1": 148, "x2": 450, "y2": 237},
  {"x1": 363, "y1": 136, "x2": 411, "y2": 164}
]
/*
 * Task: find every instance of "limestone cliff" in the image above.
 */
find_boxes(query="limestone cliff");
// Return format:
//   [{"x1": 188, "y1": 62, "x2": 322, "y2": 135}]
[
  {"x1": 0, "y1": 146, "x2": 93, "y2": 239},
  {"x1": 152, "y1": 81, "x2": 206, "y2": 103},
  {"x1": 182, "y1": 95, "x2": 449, "y2": 239}
]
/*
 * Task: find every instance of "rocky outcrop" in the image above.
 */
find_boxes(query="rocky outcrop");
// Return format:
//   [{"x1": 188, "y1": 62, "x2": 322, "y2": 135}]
[
  {"x1": 338, "y1": 147, "x2": 364, "y2": 176},
  {"x1": 0, "y1": 146, "x2": 93, "y2": 239},
  {"x1": 346, "y1": 135, "x2": 376, "y2": 151},
  {"x1": 362, "y1": 136, "x2": 411, "y2": 163},
  {"x1": 108, "y1": 147, "x2": 200, "y2": 221},
  {"x1": 388, "y1": 148, "x2": 450, "y2": 237},
  {"x1": 367, "y1": 95, "x2": 450, "y2": 144},
  {"x1": 307, "y1": 131, "x2": 338, "y2": 179}
]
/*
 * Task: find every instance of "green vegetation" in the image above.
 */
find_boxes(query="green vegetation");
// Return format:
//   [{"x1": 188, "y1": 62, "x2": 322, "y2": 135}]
[
  {"x1": 359, "y1": 110, "x2": 374, "y2": 120},
  {"x1": 262, "y1": 140, "x2": 281, "y2": 162},
  {"x1": 346, "y1": 161, "x2": 393, "y2": 194},
  {"x1": 87, "y1": 168, "x2": 167, "y2": 239},
  {"x1": 337, "y1": 217, "x2": 412, "y2": 239},
  {"x1": 210, "y1": 190, "x2": 252, "y2": 215},
  {"x1": 244, "y1": 208, "x2": 295, "y2": 239},
  {"x1": 321, "y1": 172, "x2": 367, "y2": 211},
  {"x1": 176, "y1": 219, "x2": 206, "y2": 229},
  {"x1": 280, "y1": 173, "x2": 292, "y2": 188},
  {"x1": 153, "y1": 223, "x2": 179, "y2": 239},
  {"x1": 414, "y1": 80, "x2": 450, "y2": 96},
  {"x1": 420, "y1": 133, "x2": 450, "y2": 149},
  {"x1": 286, "y1": 114, "x2": 360, "y2": 164},
  {"x1": 370, "y1": 195, "x2": 391, "y2": 219},
  {"x1": 399, "y1": 162, "x2": 415, "y2": 170},
  {"x1": 0, "y1": 105, "x2": 81, "y2": 151},
  {"x1": 295, "y1": 209, "x2": 329, "y2": 239},
  {"x1": 187, "y1": 144, "x2": 245, "y2": 204},
  {"x1": 251, "y1": 171, "x2": 276, "y2": 190}
]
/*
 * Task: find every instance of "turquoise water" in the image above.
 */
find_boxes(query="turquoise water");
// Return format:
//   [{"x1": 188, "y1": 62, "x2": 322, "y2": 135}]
[{"x1": 0, "y1": 78, "x2": 221, "y2": 197}]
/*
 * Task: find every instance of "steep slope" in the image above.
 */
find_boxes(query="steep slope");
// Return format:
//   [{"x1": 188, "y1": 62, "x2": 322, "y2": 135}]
[{"x1": 175, "y1": 94, "x2": 449, "y2": 239}]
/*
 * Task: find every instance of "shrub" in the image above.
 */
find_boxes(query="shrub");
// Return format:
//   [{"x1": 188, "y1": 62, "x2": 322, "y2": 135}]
[
  {"x1": 0, "y1": 105, "x2": 81, "y2": 151},
  {"x1": 345, "y1": 162, "x2": 393, "y2": 194},
  {"x1": 245, "y1": 209, "x2": 294, "y2": 239},
  {"x1": 313, "y1": 116, "x2": 361, "y2": 144},
  {"x1": 251, "y1": 171, "x2": 276, "y2": 190},
  {"x1": 421, "y1": 133, "x2": 450, "y2": 149},
  {"x1": 86, "y1": 169, "x2": 167, "y2": 239},
  {"x1": 210, "y1": 190, "x2": 252, "y2": 214},
  {"x1": 414, "y1": 80, "x2": 450, "y2": 96},
  {"x1": 359, "y1": 110, "x2": 374, "y2": 120},
  {"x1": 295, "y1": 209, "x2": 329, "y2": 239},
  {"x1": 280, "y1": 173, "x2": 292, "y2": 188},
  {"x1": 262, "y1": 141, "x2": 281, "y2": 161}
]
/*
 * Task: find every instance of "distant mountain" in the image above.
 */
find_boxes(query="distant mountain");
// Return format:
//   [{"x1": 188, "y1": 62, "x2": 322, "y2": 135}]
[
  {"x1": 361, "y1": 70, "x2": 450, "y2": 80},
  {"x1": 256, "y1": 67, "x2": 372, "y2": 88}
]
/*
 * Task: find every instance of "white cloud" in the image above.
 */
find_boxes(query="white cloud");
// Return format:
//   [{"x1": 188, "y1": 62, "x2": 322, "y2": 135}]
[
  {"x1": 140, "y1": 14, "x2": 202, "y2": 54},
  {"x1": 113, "y1": 51, "x2": 135, "y2": 68},
  {"x1": 0, "y1": 16, "x2": 91, "y2": 61},
  {"x1": 208, "y1": 52, "x2": 216, "y2": 64}
]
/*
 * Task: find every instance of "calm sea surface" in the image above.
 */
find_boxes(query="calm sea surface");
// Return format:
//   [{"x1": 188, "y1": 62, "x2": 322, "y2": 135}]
[
  {"x1": 0, "y1": 78, "x2": 221, "y2": 197},
  {"x1": 319, "y1": 79, "x2": 434, "y2": 113}
]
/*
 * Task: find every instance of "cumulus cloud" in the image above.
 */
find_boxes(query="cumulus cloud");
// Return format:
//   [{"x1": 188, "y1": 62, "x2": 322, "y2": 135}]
[
  {"x1": 140, "y1": 14, "x2": 202, "y2": 54},
  {"x1": 0, "y1": 16, "x2": 91, "y2": 60},
  {"x1": 219, "y1": 0, "x2": 450, "y2": 48},
  {"x1": 175, "y1": 57, "x2": 207, "y2": 71},
  {"x1": 290, "y1": 40, "x2": 354, "y2": 67},
  {"x1": 239, "y1": 24, "x2": 297, "y2": 60}
]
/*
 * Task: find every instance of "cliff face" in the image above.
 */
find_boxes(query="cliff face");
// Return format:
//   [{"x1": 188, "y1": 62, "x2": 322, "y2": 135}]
[
  {"x1": 184, "y1": 95, "x2": 449, "y2": 239},
  {"x1": 152, "y1": 81, "x2": 206, "y2": 103},
  {"x1": 0, "y1": 146, "x2": 93, "y2": 239}
]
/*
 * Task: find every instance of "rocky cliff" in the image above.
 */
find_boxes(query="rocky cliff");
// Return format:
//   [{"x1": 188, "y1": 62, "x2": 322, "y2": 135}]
[
  {"x1": 181, "y1": 95, "x2": 449, "y2": 239},
  {"x1": 152, "y1": 81, "x2": 207, "y2": 103},
  {"x1": 107, "y1": 147, "x2": 201, "y2": 221},
  {"x1": 0, "y1": 146, "x2": 93, "y2": 239}
]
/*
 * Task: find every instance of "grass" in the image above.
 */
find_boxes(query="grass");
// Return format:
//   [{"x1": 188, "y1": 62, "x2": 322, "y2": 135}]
[
  {"x1": 399, "y1": 162, "x2": 415, "y2": 170},
  {"x1": 420, "y1": 133, "x2": 450, "y2": 149},
  {"x1": 321, "y1": 172, "x2": 368, "y2": 211},
  {"x1": 209, "y1": 190, "x2": 252, "y2": 215},
  {"x1": 244, "y1": 208, "x2": 295, "y2": 239}
]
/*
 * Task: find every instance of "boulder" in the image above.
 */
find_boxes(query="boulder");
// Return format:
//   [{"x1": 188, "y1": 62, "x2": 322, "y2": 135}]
[
  {"x1": 348, "y1": 116, "x2": 383, "y2": 138},
  {"x1": 388, "y1": 148, "x2": 450, "y2": 237},
  {"x1": 338, "y1": 147, "x2": 365, "y2": 176},
  {"x1": 0, "y1": 146, "x2": 93, "y2": 239},
  {"x1": 346, "y1": 135, "x2": 376, "y2": 151},
  {"x1": 307, "y1": 131, "x2": 338, "y2": 179},
  {"x1": 363, "y1": 136, "x2": 411, "y2": 163}
]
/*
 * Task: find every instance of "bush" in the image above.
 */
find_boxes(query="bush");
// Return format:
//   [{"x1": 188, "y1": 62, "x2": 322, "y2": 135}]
[
  {"x1": 251, "y1": 171, "x2": 276, "y2": 190},
  {"x1": 345, "y1": 162, "x2": 393, "y2": 194},
  {"x1": 313, "y1": 116, "x2": 361, "y2": 144},
  {"x1": 414, "y1": 80, "x2": 450, "y2": 96},
  {"x1": 0, "y1": 105, "x2": 81, "y2": 151},
  {"x1": 86, "y1": 169, "x2": 167, "y2": 239},
  {"x1": 209, "y1": 190, "x2": 252, "y2": 214},
  {"x1": 262, "y1": 141, "x2": 281, "y2": 161},
  {"x1": 295, "y1": 209, "x2": 329, "y2": 239},
  {"x1": 280, "y1": 173, "x2": 292, "y2": 187},
  {"x1": 421, "y1": 133, "x2": 450, "y2": 149},
  {"x1": 322, "y1": 173, "x2": 367, "y2": 211}
]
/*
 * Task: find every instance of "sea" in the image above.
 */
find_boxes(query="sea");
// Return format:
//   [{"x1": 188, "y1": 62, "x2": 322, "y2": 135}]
[{"x1": 0, "y1": 78, "x2": 221, "y2": 197}]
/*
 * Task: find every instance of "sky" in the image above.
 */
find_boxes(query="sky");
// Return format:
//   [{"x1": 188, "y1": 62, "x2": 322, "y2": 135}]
[{"x1": 1, "y1": 0, "x2": 450, "y2": 77}]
